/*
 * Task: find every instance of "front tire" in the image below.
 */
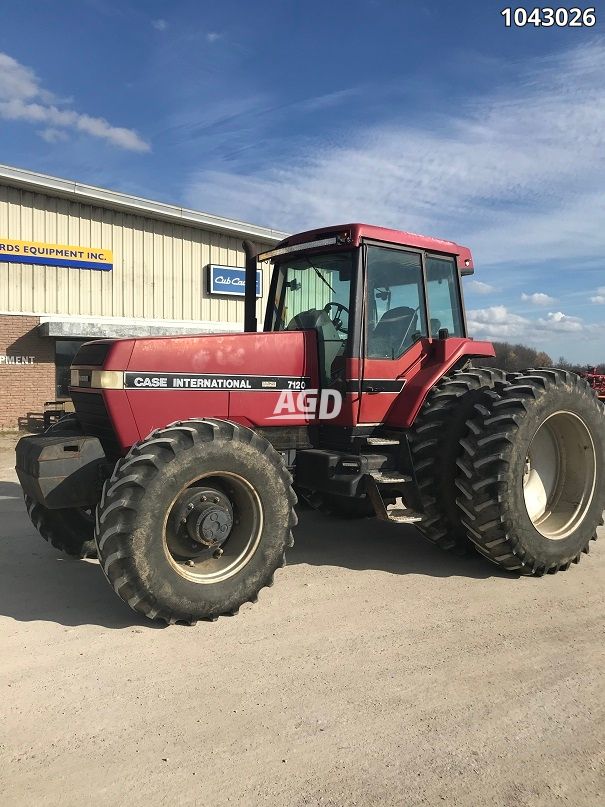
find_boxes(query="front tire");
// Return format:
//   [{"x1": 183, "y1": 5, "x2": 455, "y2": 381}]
[
  {"x1": 456, "y1": 369, "x2": 605, "y2": 574},
  {"x1": 95, "y1": 419, "x2": 297, "y2": 624}
]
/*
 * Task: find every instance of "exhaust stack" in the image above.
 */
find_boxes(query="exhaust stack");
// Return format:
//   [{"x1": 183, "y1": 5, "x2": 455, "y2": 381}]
[{"x1": 242, "y1": 240, "x2": 258, "y2": 333}]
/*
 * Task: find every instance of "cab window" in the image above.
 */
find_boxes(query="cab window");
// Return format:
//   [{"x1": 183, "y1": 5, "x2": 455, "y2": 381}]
[
  {"x1": 366, "y1": 246, "x2": 427, "y2": 359},
  {"x1": 270, "y1": 250, "x2": 354, "y2": 382},
  {"x1": 425, "y1": 255, "x2": 464, "y2": 337}
]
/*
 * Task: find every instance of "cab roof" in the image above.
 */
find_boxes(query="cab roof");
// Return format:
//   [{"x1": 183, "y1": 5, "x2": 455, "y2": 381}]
[{"x1": 273, "y1": 223, "x2": 474, "y2": 274}]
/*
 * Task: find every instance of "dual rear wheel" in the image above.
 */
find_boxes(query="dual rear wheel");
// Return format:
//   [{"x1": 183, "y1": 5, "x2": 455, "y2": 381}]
[
  {"x1": 455, "y1": 369, "x2": 604, "y2": 574},
  {"x1": 412, "y1": 367, "x2": 604, "y2": 574}
]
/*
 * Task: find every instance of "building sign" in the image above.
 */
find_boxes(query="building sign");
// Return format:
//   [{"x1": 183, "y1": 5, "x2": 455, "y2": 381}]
[
  {"x1": 0, "y1": 238, "x2": 113, "y2": 271},
  {"x1": 207, "y1": 265, "x2": 262, "y2": 297},
  {"x1": 0, "y1": 355, "x2": 35, "y2": 365}
]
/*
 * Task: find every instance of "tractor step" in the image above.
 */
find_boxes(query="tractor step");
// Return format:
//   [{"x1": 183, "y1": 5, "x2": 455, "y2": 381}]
[
  {"x1": 365, "y1": 436, "x2": 400, "y2": 446},
  {"x1": 365, "y1": 476, "x2": 422, "y2": 524},
  {"x1": 385, "y1": 507, "x2": 423, "y2": 524},
  {"x1": 369, "y1": 470, "x2": 412, "y2": 484}
]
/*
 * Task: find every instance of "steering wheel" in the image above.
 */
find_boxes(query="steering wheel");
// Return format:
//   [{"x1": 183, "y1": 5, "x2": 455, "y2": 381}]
[
  {"x1": 324, "y1": 302, "x2": 349, "y2": 335},
  {"x1": 396, "y1": 306, "x2": 421, "y2": 356}
]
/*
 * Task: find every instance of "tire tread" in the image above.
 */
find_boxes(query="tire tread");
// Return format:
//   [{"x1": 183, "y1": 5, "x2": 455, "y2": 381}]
[
  {"x1": 95, "y1": 418, "x2": 296, "y2": 625},
  {"x1": 455, "y1": 369, "x2": 602, "y2": 575}
]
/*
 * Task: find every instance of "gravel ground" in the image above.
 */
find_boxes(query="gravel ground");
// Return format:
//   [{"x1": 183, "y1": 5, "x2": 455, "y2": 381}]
[{"x1": 1, "y1": 431, "x2": 603, "y2": 806}]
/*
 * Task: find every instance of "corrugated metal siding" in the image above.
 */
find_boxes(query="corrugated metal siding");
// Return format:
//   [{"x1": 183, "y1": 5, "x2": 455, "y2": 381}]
[{"x1": 0, "y1": 183, "x2": 273, "y2": 324}]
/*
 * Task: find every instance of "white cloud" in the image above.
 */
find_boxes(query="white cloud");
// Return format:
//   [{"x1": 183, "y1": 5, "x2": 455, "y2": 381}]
[
  {"x1": 468, "y1": 280, "x2": 497, "y2": 295},
  {"x1": 468, "y1": 306, "x2": 595, "y2": 341},
  {"x1": 186, "y1": 41, "x2": 605, "y2": 270},
  {"x1": 39, "y1": 127, "x2": 68, "y2": 143},
  {"x1": 0, "y1": 51, "x2": 150, "y2": 152},
  {"x1": 536, "y1": 311, "x2": 583, "y2": 332},
  {"x1": 295, "y1": 88, "x2": 359, "y2": 113},
  {"x1": 590, "y1": 286, "x2": 605, "y2": 303},
  {"x1": 206, "y1": 32, "x2": 221, "y2": 43},
  {"x1": 152, "y1": 19, "x2": 167, "y2": 31},
  {"x1": 0, "y1": 53, "x2": 53, "y2": 103},
  {"x1": 467, "y1": 306, "x2": 530, "y2": 339},
  {"x1": 521, "y1": 292, "x2": 556, "y2": 305}
]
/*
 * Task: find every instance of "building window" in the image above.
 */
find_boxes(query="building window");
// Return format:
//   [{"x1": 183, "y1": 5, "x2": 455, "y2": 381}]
[{"x1": 55, "y1": 340, "x2": 89, "y2": 398}]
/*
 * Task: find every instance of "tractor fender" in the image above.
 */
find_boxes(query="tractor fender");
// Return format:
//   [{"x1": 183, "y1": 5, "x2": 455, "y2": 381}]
[{"x1": 386, "y1": 338, "x2": 495, "y2": 429}]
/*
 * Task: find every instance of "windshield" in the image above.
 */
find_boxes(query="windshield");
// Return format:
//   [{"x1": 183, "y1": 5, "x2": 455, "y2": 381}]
[
  {"x1": 270, "y1": 251, "x2": 353, "y2": 332},
  {"x1": 269, "y1": 250, "x2": 354, "y2": 381}
]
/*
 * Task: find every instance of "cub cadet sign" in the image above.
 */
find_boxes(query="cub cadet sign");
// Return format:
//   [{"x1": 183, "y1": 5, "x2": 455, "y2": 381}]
[
  {"x1": 0, "y1": 238, "x2": 113, "y2": 271},
  {"x1": 208, "y1": 265, "x2": 262, "y2": 297}
]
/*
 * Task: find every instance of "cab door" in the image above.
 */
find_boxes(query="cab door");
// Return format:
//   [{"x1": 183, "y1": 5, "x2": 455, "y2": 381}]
[{"x1": 358, "y1": 244, "x2": 431, "y2": 424}]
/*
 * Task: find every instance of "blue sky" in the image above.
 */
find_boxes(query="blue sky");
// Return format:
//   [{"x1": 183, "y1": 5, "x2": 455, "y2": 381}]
[{"x1": 1, "y1": 0, "x2": 604, "y2": 362}]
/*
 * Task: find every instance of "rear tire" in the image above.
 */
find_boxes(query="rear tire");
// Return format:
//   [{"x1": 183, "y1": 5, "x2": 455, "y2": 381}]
[
  {"x1": 23, "y1": 414, "x2": 96, "y2": 559},
  {"x1": 456, "y1": 369, "x2": 605, "y2": 574},
  {"x1": 408, "y1": 367, "x2": 507, "y2": 553},
  {"x1": 95, "y1": 419, "x2": 297, "y2": 624}
]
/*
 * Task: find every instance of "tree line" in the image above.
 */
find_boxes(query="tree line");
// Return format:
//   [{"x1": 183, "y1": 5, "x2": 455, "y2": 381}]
[{"x1": 474, "y1": 341, "x2": 605, "y2": 374}]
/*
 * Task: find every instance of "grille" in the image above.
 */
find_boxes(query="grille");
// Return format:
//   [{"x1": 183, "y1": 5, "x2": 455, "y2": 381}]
[
  {"x1": 71, "y1": 391, "x2": 121, "y2": 457},
  {"x1": 72, "y1": 341, "x2": 111, "y2": 367}
]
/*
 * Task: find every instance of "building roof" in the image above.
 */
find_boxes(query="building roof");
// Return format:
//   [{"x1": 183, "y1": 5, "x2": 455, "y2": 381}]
[{"x1": 0, "y1": 163, "x2": 288, "y2": 244}]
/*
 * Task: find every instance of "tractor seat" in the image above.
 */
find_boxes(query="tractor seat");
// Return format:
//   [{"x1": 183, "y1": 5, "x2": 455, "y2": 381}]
[
  {"x1": 369, "y1": 306, "x2": 417, "y2": 358},
  {"x1": 287, "y1": 309, "x2": 344, "y2": 383}
]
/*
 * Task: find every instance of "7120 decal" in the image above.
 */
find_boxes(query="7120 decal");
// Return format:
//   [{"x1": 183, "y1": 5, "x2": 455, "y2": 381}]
[{"x1": 501, "y1": 7, "x2": 596, "y2": 26}]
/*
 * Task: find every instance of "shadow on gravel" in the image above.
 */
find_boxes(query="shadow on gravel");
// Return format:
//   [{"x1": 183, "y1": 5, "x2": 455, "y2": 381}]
[
  {"x1": 0, "y1": 480, "x2": 23, "y2": 500},
  {"x1": 288, "y1": 507, "x2": 509, "y2": 580},
  {"x1": 0, "y1": 480, "x2": 157, "y2": 630},
  {"x1": 0, "y1": 485, "x2": 507, "y2": 629}
]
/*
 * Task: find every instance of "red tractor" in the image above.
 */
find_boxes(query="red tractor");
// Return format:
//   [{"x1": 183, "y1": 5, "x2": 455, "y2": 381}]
[
  {"x1": 16, "y1": 224, "x2": 605, "y2": 624},
  {"x1": 583, "y1": 368, "x2": 605, "y2": 401}
]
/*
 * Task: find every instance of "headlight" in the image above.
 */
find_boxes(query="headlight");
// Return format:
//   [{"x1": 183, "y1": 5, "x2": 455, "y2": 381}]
[
  {"x1": 70, "y1": 369, "x2": 124, "y2": 389},
  {"x1": 91, "y1": 370, "x2": 124, "y2": 389}
]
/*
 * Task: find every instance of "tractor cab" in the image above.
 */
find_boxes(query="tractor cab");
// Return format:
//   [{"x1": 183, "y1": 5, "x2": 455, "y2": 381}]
[{"x1": 255, "y1": 224, "x2": 481, "y2": 427}]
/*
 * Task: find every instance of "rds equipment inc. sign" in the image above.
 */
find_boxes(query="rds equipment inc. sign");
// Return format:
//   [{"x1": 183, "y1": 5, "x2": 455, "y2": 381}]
[{"x1": 0, "y1": 238, "x2": 113, "y2": 271}]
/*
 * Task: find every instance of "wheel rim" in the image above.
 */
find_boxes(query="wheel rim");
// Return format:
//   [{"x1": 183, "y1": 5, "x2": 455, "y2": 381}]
[
  {"x1": 523, "y1": 411, "x2": 596, "y2": 540},
  {"x1": 164, "y1": 472, "x2": 263, "y2": 583}
]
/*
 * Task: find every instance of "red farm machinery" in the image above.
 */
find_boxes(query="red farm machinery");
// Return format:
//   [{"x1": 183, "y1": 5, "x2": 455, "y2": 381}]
[{"x1": 583, "y1": 368, "x2": 605, "y2": 401}]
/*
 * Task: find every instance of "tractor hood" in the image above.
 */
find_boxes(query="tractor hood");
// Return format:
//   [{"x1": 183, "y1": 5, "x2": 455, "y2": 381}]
[{"x1": 69, "y1": 331, "x2": 321, "y2": 447}]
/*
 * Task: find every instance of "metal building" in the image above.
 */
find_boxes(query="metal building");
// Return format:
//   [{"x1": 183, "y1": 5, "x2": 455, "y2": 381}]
[{"x1": 0, "y1": 164, "x2": 286, "y2": 429}]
